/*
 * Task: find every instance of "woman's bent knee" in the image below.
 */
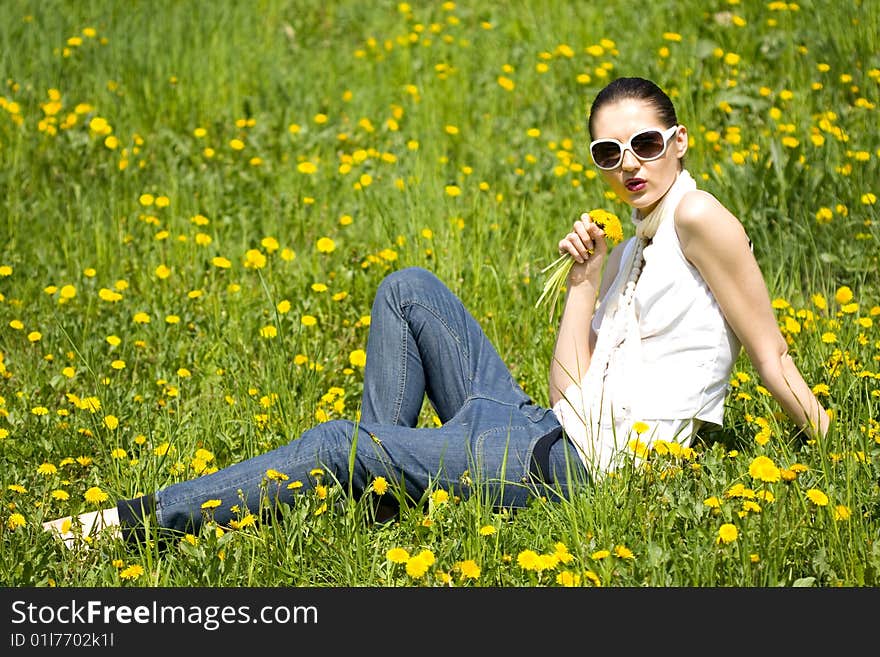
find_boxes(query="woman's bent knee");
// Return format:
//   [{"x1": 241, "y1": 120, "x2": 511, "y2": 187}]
[{"x1": 377, "y1": 266, "x2": 439, "y2": 300}]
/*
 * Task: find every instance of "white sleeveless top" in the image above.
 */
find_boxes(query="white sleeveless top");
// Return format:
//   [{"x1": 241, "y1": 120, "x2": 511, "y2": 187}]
[{"x1": 551, "y1": 171, "x2": 741, "y2": 473}]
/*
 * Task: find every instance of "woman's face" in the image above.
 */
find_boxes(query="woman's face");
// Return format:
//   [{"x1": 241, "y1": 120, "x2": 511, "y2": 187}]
[{"x1": 590, "y1": 98, "x2": 688, "y2": 217}]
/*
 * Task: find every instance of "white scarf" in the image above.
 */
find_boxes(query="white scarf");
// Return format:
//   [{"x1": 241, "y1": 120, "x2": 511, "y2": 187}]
[{"x1": 597, "y1": 169, "x2": 697, "y2": 323}]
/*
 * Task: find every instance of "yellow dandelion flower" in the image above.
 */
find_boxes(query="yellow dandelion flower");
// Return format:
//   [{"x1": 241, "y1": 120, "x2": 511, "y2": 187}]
[
  {"x1": 479, "y1": 525, "x2": 496, "y2": 536},
  {"x1": 349, "y1": 349, "x2": 367, "y2": 368},
  {"x1": 266, "y1": 469, "x2": 289, "y2": 482},
  {"x1": 748, "y1": 455, "x2": 781, "y2": 482},
  {"x1": 834, "y1": 286, "x2": 853, "y2": 304},
  {"x1": 717, "y1": 523, "x2": 738, "y2": 544},
  {"x1": 84, "y1": 486, "x2": 109, "y2": 504},
  {"x1": 405, "y1": 555, "x2": 429, "y2": 578},
  {"x1": 37, "y1": 462, "x2": 58, "y2": 476},
  {"x1": 372, "y1": 476, "x2": 388, "y2": 495},
  {"x1": 119, "y1": 564, "x2": 144, "y2": 580},
  {"x1": 387, "y1": 547, "x2": 410, "y2": 564},
  {"x1": 200, "y1": 499, "x2": 222, "y2": 510},
  {"x1": 316, "y1": 237, "x2": 336, "y2": 253},
  {"x1": 613, "y1": 545, "x2": 634, "y2": 559},
  {"x1": 632, "y1": 421, "x2": 650, "y2": 435},
  {"x1": 459, "y1": 560, "x2": 481, "y2": 580},
  {"x1": 834, "y1": 505, "x2": 851, "y2": 521},
  {"x1": 806, "y1": 488, "x2": 829, "y2": 506},
  {"x1": 7, "y1": 513, "x2": 26, "y2": 530},
  {"x1": 517, "y1": 549, "x2": 542, "y2": 571}
]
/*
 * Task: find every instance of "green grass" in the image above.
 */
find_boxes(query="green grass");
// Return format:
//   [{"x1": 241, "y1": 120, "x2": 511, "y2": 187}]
[{"x1": 0, "y1": 0, "x2": 878, "y2": 587}]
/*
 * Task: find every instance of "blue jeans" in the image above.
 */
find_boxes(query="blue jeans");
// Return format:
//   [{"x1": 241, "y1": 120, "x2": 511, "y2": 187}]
[{"x1": 120, "y1": 267, "x2": 588, "y2": 535}]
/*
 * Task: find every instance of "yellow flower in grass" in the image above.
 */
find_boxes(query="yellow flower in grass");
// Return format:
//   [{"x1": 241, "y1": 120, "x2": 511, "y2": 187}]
[
  {"x1": 7, "y1": 513, "x2": 26, "y2": 530},
  {"x1": 613, "y1": 545, "x2": 634, "y2": 559},
  {"x1": 230, "y1": 514, "x2": 256, "y2": 529},
  {"x1": 632, "y1": 421, "x2": 650, "y2": 435},
  {"x1": 316, "y1": 237, "x2": 336, "y2": 253},
  {"x1": 834, "y1": 286, "x2": 853, "y2": 304},
  {"x1": 517, "y1": 549, "x2": 542, "y2": 571},
  {"x1": 265, "y1": 469, "x2": 288, "y2": 482},
  {"x1": 748, "y1": 455, "x2": 780, "y2": 482},
  {"x1": 806, "y1": 488, "x2": 829, "y2": 506},
  {"x1": 37, "y1": 462, "x2": 58, "y2": 476},
  {"x1": 386, "y1": 547, "x2": 410, "y2": 564},
  {"x1": 458, "y1": 560, "x2": 481, "y2": 580},
  {"x1": 349, "y1": 349, "x2": 367, "y2": 368},
  {"x1": 717, "y1": 523, "x2": 738, "y2": 544},
  {"x1": 479, "y1": 525, "x2": 496, "y2": 536},
  {"x1": 200, "y1": 499, "x2": 222, "y2": 510},
  {"x1": 405, "y1": 550, "x2": 435, "y2": 579},
  {"x1": 371, "y1": 476, "x2": 388, "y2": 495},
  {"x1": 119, "y1": 564, "x2": 144, "y2": 580},
  {"x1": 84, "y1": 486, "x2": 109, "y2": 504},
  {"x1": 556, "y1": 571, "x2": 580, "y2": 587},
  {"x1": 834, "y1": 505, "x2": 851, "y2": 521}
]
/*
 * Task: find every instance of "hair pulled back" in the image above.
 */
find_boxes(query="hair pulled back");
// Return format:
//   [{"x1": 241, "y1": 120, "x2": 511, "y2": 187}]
[{"x1": 588, "y1": 77, "x2": 678, "y2": 139}]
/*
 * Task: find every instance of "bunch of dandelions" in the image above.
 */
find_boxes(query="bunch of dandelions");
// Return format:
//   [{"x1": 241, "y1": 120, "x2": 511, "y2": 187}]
[{"x1": 535, "y1": 208, "x2": 624, "y2": 322}]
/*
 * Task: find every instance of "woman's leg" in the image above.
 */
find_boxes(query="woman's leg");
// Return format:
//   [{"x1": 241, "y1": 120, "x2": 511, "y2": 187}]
[
  {"x1": 130, "y1": 397, "x2": 575, "y2": 537},
  {"x1": 46, "y1": 267, "x2": 578, "y2": 545},
  {"x1": 360, "y1": 267, "x2": 533, "y2": 425}
]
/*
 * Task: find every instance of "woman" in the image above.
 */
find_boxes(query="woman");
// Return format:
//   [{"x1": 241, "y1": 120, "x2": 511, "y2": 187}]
[{"x1": 44, "y1": 77, "x2": 829, "y2": 545}]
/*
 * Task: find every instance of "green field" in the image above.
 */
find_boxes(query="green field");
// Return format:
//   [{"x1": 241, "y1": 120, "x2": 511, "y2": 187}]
[{"x1": 1, "y1": 0, "x2": 878, "y2": 586}]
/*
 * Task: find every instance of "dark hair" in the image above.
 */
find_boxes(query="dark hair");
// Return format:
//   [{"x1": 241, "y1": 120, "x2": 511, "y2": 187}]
[{"x1": 588, "y1": 77, "x2": 678, "y2": 139}]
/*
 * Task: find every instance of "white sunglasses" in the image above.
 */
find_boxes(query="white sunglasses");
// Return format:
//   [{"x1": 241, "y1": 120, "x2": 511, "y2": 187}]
[{"x1": 589, "y1": 125, "x2": 680, "y2": 170}]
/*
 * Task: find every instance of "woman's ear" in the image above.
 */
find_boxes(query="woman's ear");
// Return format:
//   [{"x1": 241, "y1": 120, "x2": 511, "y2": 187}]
[{"x1": 675, "y1": 125, "x2": 689, "y2": 159}]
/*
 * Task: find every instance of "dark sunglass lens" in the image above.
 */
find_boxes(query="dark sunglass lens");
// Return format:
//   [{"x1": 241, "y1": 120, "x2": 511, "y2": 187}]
[
  {"x1": 631, "y1": 131, "x2": 665, "y2": 158},
  {"x1": 591, "y1": 142, "x2": 621, "y2": 168}
]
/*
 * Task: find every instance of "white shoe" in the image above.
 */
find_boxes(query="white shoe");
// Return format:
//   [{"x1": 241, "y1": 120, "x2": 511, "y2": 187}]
[{"x1": 43, "y1": 507, "x2": 121, "y2": 548}]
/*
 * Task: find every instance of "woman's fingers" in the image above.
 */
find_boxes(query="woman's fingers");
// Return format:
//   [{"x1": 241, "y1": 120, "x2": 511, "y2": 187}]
[{"x1": 558, "y1": 215, "x2": 607, "y2": 262}]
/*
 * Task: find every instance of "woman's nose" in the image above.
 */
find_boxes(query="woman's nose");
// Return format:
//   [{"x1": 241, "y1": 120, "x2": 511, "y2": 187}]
[{"x1": 620, "y1": 148, "x2": 640, "y2": 170}]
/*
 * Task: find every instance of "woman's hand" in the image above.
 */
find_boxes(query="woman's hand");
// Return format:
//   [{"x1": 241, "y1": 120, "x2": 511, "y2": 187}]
[{"x1": 557, "y1": 212, "x2": 609, "y2": 286}]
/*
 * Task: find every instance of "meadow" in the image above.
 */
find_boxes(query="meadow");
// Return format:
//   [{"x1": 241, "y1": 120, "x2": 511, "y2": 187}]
[{"x1": 0, "y1": 0, "x2": 878, "y2": 587}]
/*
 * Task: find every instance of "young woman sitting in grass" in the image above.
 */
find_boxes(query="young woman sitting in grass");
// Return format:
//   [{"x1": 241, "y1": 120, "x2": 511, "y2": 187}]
[{"x1": 44, "y1": 76, "x2": 830, "y2": 546}]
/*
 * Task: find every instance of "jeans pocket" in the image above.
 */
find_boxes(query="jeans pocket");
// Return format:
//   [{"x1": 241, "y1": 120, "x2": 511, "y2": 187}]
[{"x1": 520, "y1": 402, "x2": 553, "y2": 424}]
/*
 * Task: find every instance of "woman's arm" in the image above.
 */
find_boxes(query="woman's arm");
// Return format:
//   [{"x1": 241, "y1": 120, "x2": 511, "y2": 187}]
[
  {"x1": 676, "y1": 191, "x2": 830, "y2": 438},
  {"x1": 548, "y1": 217, "x2": 625, "y2": 407}
]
